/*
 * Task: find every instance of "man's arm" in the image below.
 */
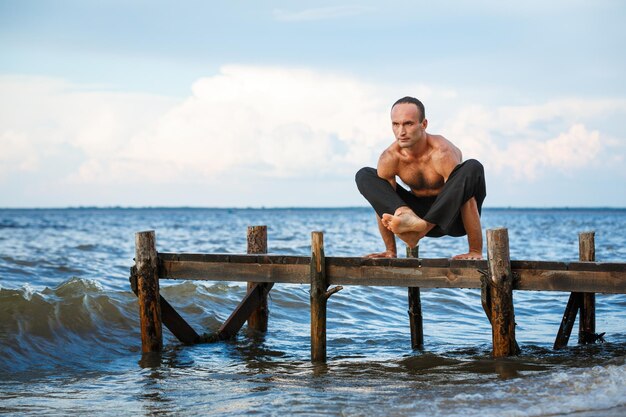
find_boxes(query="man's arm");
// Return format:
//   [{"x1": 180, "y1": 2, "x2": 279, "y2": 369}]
[
  {"x1": 367, "y1": 214, "x2": 397, "y2": 258},
  {"x1": 433, "y1": 146, "x2": 462, "y2": 182},
  {"x1": 365, "y1": 150, "x2": 399, "y2": 258}
]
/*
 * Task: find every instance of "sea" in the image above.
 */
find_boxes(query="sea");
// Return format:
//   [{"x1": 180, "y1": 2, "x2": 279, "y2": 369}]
[{"x1": 1, "y1": 207, "x2": 625, "y2": 416}]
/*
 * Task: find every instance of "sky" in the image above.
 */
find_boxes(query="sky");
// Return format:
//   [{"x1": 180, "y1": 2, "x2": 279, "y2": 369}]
[{"x1": 1, "y1": 0, "x2": 625, "y2": 208}]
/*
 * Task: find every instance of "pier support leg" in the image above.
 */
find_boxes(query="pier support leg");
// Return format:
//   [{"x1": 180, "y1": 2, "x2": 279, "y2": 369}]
[
  {"x1": 554, "y1": 231, "x2": 599, "y2": 349},
  {"x1": 135, "y1": 230, "x2": 163, "y2": 353},
  {"x1": 407, "y1": 245, "x2": 423, "y2": 350},
  {"x1": 246, "y1": 226, "x2": 272, "y2": 332},
  {"x1": 310, "y1": 232, "x2": 327, "y2": 363},
  {"x1": 309, "y1": 232, "x2": 342, "y2": 363},
  {"x1": 486, "y1": 228, "x2": 518, "y2": 357},
  {"x1": 578, "y1": 231, "x2": 596, "y2": 344}
]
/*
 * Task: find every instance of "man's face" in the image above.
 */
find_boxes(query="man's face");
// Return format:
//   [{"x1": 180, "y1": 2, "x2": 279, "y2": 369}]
[{"x1": 391, "y1": 103, "x2": 426, "y2": 148}]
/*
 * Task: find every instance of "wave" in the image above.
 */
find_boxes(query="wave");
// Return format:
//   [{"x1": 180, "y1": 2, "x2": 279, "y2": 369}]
[{"x1": 0, "y1": 278, "x2": 309, "y2": 374}]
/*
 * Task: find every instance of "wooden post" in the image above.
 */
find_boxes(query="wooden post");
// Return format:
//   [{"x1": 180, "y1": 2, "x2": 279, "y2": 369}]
[
  {"x1": 486, "y1": 228, "x2": 517, "y2": 357},
  {"x1": 309, "y1": 232, "x2": 342, "y2": 362},
  {"x1": 135, "y1": 231, "x2": 162, "y2": 353},
  {"x1": 407, "y1": 245, "x2": 423, "y2": 350},
  {"x1": 578, "y1": 231, "x2": 596, "y2": 344},
  {"x1": 310, "y1": 231, "x2": 327, "y2": 363},
  {"x1": 130, "y1": 267, "x2": 199, "y2": 345},
  {"x1": 246, "y1": 226, "x2": 271, "y2": 332}
]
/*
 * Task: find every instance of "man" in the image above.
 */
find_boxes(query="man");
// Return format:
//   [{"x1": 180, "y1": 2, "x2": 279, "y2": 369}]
[{"x1": 355, "y1": 96, "x2": 486, "y2": 259}]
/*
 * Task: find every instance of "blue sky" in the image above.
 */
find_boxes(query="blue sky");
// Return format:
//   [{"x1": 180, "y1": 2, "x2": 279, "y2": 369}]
[{"x1": 1, "y1": 1, "x2": 625, "y2": 207}]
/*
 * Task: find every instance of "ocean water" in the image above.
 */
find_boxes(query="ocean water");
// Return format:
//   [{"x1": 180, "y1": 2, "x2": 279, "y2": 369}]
[{"x1": 0, "y1": 207, "x2": 625, "y2": 416}]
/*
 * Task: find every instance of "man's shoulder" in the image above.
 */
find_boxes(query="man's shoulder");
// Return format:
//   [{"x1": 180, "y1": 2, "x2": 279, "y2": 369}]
[
  {"x1": 428, "y1": 134, "x2": 461, "y2": 156},
  {"x1": 380, "y1": 142, "x2": 402, "y2": 160},
  {"x1": 428, "y1": 133, "x2": 452, "y2": 147},
  {"x1": 427, "y1": 134, "x2": 462, "y2": 172},
  {"x1": 377, "y1": 144, "x2": 400, "y2": 177}
]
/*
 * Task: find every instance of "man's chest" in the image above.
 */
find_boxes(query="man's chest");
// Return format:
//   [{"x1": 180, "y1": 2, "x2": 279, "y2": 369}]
[{"x1": 397, "y1": 163, "x2": 445, "y2": 195}]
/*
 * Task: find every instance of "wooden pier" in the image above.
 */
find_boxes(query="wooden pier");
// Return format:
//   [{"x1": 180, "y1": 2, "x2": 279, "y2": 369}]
[{"x1": 130, "y1": 227, "x2": 626, "y2": 361}]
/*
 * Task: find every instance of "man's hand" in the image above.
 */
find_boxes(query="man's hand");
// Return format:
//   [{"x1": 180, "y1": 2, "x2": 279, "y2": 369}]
[{"x1": 364, "y1": 250, "x2": 397, "y2": 258}]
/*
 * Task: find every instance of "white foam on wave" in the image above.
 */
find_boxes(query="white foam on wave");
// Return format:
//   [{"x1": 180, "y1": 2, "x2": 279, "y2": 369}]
[{"x1": 445, "y1": 358, "x2": 626, "y2": 417}]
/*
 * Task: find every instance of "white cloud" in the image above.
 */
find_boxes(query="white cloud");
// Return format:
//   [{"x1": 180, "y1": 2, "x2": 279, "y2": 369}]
[
  {"x1": 1, "y1": 68, "x2": 625, "y2": 206},
  {"x1": 441, "y1": 99, "x2": 626, "y2": 180},
  {"x1": 273, "y1": 5, "x2": 375, "y2": 22},
  {"x1": 0, "y1": 130, "x2": 38, "y2": 179},
  {"x1": 111, "y1": 65, "x2": 394, "y2": 183}
]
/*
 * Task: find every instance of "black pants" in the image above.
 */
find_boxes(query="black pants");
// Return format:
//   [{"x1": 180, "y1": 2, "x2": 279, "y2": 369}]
[{"x1": 355, "y1": 159, "x2": 486, "y2": 237}]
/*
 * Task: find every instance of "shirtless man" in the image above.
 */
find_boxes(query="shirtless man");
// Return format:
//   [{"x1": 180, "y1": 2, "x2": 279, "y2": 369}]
[{"x1": 355, "y1": 96, "x2": 486, "y2": 259}]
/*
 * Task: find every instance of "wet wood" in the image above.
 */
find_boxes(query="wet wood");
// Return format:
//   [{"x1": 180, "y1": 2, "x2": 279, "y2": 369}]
[
  {"x1": 553, "y1": 292, "x2": 582, "y2": 349},
  {"x1": 217, "y1": 282, "x2": 273, "y2": 340},
  {"x1": 406, "y1": 245, "x2": 423, "y2": 350},
  {"x1": 578, "y1": 232, "x2": 596, "y2": 344},
  {"x1": 135, "y1": 231, "x2": 162, "y2": 353},
  {"x1": 130, "y1": 269, "x2": 199, "y2": 345},
  {"x1": 246, "y1": 226, "x2": 272, "y2": 332},
  {"x1": 310, "y1": 231, "x2": 327, "y2": 363},
  {"x1": 487, "y1": 228, "x2": 517, "y2": 357},
  {"x1": 157, "y1": 254, "x2": 626, "y2": 293}
]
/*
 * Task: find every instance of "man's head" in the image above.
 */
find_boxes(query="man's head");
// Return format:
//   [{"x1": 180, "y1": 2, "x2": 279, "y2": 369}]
[
  {"x1": 391, "y1": 96, "x2": 425, "y2": 122},
  {"x1": 391, "y1": 96, "x2": 427, "y2": 148}
]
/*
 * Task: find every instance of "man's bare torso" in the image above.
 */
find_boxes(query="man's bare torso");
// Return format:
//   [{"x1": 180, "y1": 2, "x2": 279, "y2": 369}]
[{"x1": 380, "y1": 134, "x2": 462, "y2": 197}]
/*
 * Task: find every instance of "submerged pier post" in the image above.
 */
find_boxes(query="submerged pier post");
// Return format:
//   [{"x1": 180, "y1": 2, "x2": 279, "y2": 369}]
[
  {"x1": 310, "y1": 231, "x2": 327, "y2": 362},
  {"x1": 578, "y1": 231, "x2": 596, "y2": 344},
  {"x1": 246, "y1": 226, "x2": 271, "y2": 332},
  {"x1": 486, "y1": 228, "x2": 517, "y2": 357},
  {"x1": 135, "y1": 230, "x2": 163, "y2": 353},
  {"x1": 309, "y1": 232, "x2": 342, "y2": 362},
  {"x1": 407, "y1": 245, "x2": 423, "y2": 350}
]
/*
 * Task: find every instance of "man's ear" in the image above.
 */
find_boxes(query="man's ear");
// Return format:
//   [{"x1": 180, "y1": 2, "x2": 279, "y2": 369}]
[{"x1": 422, "y1": 118, "x2": 428, "y2": 129}]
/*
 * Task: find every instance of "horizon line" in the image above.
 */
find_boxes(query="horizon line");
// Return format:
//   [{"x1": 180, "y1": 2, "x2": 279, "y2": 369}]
[{"x1": 1, "y1": 205, "x2": 625, "y2": 211}]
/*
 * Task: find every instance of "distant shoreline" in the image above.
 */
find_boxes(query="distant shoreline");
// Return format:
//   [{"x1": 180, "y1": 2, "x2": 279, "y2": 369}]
[{"x1": 1, "y1": 206, "x2": 625, "y2": 211}]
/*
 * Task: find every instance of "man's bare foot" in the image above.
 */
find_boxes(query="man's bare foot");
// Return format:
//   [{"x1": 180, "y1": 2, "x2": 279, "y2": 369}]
[
  {"x1": 364, "y1": 250, "x2": 397, "y2": 258},
  {"x1": 396, "y1": 231, "x2": 420, "y2": 248},
  {"x1": 452, "y1": 251, "x2": 483, "y2": 260},
  {"x1": 381, "y1": 211, "x2": 428, "y2": 234}
]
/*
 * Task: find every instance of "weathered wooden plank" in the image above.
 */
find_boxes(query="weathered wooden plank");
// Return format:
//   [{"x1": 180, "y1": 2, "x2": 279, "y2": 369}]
[
  {"x1": 514, "y1": 269, "x2": 625, "y2": 293},
  {"x1": 159, "y1": 253, "x2": 626, "y2": 271},
  {"x1": 157, "y1": 254, "x2": 626, "y2": 293},
  {"x1": 326, "y1": 264, "x2": 484, "y2": 288},
  {"x1": 160, "y1": 261, "x2": 310, "y2": 283}
]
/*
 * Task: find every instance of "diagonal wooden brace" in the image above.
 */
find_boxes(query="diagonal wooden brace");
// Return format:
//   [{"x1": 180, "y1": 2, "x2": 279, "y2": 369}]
[
  {"x1": 553, "y1": 292, "x2": 582, "y2": 349},
  {"x1": 130, "y1": 267, "x2": 200, "y2": 345},
  {"x1": 217, "y1": 282, "x2": 275, "y2": 340}
]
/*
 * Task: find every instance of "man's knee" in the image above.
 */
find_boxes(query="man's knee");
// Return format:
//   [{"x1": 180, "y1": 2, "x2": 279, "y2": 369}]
[
  {"x1": 462, "y1": 159, "x2": 484, "y2": 176},
  {"x1": 355, "y1": 167, "x2": 378, "y2": 189}
]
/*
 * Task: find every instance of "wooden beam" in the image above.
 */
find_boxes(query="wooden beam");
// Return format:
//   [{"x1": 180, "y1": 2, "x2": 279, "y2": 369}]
[{"x1": 157, "y1": 253, "x2": 626, "y2": 294}]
